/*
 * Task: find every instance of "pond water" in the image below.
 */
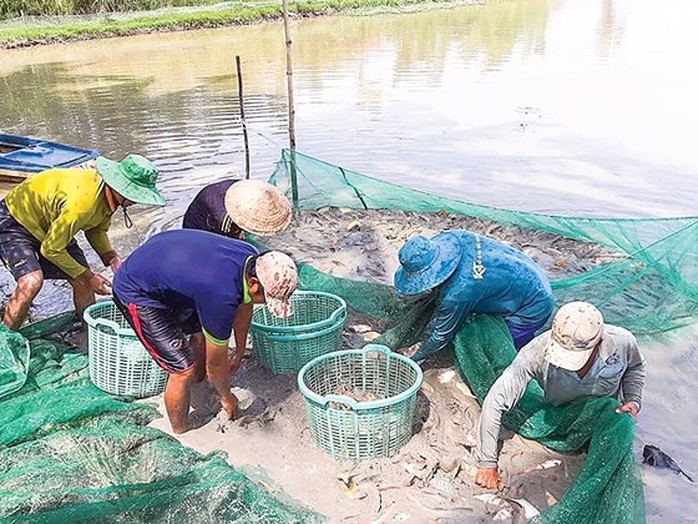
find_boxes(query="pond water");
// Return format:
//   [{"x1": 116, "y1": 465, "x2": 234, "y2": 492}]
[
  {"x1": 1, "y1": 0, "x2": 697, "y2": 225},
  {"x1": 1, "y1": 0, "x2": 697, "y2": 521}
]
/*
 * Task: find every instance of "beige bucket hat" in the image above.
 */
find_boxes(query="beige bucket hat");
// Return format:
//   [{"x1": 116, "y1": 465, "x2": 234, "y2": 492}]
[
  {"x1": 256, "y1": 251, "x2": 298, "y2": 318},
  {"x1": 224, "y1": 180, "x2": 291, "y2": 236},
  {"x1": 544, "y1": 302, "x2": 604, "y2": 371}
]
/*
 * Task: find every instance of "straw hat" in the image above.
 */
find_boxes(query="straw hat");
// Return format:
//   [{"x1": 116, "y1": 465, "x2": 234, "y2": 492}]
[
  {"x1": 394, "y1": 233, "x2": 462, "y2": 295},
  {"x1": 224, "y1": 180, "x2": 291, "y2": 236},
  {"x1": 544, "y1": 302, "x2": 604, "y2": 371}
]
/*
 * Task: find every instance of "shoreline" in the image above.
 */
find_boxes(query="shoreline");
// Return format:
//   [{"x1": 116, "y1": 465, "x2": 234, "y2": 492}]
[{"x1": 0, "y1": 0, "x2": 479, "y2": 49}]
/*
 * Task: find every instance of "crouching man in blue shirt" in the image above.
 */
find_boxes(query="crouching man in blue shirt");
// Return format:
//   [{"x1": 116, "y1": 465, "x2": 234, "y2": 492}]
[
  {"x1": 112, "y1": 229, "x2": 297, "y2": 434},
  {"x1": 394, "y1": 231, "x2": 555, "y2": 362},
  {"x1": 474, "y1": 301, "x2": 646, "y2": 489}
]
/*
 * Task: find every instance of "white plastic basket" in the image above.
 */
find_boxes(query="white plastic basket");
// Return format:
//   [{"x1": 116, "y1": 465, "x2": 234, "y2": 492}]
[{"x1": 83, "y1": 300, "x2": 167, "y2": 398}]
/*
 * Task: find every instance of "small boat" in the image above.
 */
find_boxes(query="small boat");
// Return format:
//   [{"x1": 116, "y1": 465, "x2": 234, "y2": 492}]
[{"x1": 0, "y1": 133, "x2": 99, "y2": 182}]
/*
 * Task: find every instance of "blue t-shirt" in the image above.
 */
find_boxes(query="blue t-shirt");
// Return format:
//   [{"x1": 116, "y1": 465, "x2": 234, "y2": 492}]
[
  {"x1": 182, "y1": 179, "x2": 241, "y2": 237},
  {"x1": 113, "y1": 229, "x2": 258, "y2": 345}
]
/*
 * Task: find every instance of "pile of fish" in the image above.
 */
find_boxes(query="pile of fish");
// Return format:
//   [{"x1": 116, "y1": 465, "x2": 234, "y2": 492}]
[{"x1": 264, "y1": 207, "x2": 624, "y2": 285}]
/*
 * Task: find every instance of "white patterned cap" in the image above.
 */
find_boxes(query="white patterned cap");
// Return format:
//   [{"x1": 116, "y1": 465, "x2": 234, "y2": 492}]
[
  {"x1": 256, "y1": 251, "x2": 298, "y2": 318},
  {"x1": 544, "y1": 302, "x2": 604, "y2": 371}
]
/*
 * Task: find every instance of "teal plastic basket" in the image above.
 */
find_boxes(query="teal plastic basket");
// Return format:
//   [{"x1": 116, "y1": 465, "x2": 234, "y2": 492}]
[
  {"x1": 298, "y1": 344, "x2": 423, "y2": 461},
  {"x1": 83, "y1": 300, "x2": 167, "y2": 398},
  {"x1": 251, "y1": 291, "x2": 347, "y2": 374}
]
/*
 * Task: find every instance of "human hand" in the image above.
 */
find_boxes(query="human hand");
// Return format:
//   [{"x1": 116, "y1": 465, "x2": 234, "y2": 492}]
[
  {"x1": 88, "y1": 273, "x2": 111, "y2": 295},
  {"x1": 615, "y1": 401, "x2": 640, "y2": 418},
  {"x1": 109, "y1": 256, "x2": 122, "y2": 273},
  {"x1": 475, "y1": 467, "x2": 502, "y2": 490},
  {"x1": 400, "y1": 342, "x2": 421, "y2": 359},
  {"x1": 221, "y1": 393, "x2": 239, "y2": 420}
]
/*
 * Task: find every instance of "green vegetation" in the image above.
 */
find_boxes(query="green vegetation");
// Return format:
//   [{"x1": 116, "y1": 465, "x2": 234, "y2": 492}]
[
  {"x1": 0, "y1": 0, "x2": 471, "y2": 48},
  {"x1": 1, "y1": 0, "x2": 221, "y2": 19}
]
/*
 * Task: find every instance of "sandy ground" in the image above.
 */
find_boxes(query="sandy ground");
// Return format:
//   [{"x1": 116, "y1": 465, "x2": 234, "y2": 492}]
[
  {"x1": 4, "y1": 207, "x2": 692, "y2": 523},
  {"x1": 145, "y1": 208, "x2": 613, "y2": 523}
]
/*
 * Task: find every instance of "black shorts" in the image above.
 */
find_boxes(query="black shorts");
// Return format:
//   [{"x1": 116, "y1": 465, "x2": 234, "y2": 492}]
[
  {"x1": 113, "y1": 294, "x2": 202, "y2": 374},
  {"x1": 0, "y1": 200, "x2": 88, "y2": 281}
]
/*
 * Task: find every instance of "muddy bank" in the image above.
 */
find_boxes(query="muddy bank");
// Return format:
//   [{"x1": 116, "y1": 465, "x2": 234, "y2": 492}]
[{"x1": 151, "y1": 344, "x2": 583, "y2": 523}]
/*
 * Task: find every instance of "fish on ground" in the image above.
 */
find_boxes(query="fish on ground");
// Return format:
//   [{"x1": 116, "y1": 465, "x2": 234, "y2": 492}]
[{"x1": 642, "y1": 444, "x2": 694, "y2": 482}]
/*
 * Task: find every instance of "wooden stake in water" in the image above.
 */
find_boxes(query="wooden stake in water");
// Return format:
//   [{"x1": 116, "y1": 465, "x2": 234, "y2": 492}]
[
  {"x1": 282, "y1": 0, "x2": 299, "y2": 206},
  {"x1": 236, "y1": 55, "x2": 250, "y2": 179}
]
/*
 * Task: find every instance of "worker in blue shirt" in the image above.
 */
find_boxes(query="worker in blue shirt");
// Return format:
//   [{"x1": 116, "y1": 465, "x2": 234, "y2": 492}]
[
  {"x1": 113, "y1": 229, "x2": 298, "y2": 434},
  {"x1": 394, "y1": 231, "x2": 554, "y2": 363}
]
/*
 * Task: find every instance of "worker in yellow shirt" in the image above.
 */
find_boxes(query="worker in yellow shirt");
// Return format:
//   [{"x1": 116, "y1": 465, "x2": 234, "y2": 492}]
[{"x1": 0, "y1": 154, "x2": 166, "y2": 330}]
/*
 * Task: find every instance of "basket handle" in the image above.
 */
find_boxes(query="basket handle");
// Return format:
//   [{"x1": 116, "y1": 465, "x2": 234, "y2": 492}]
[
  {"x1": 261, "y1": 319, "x2": 345, "y2": 342},
  {"x1": 326, "y1": 305, "x2": 348, "y2": 325},
  {"x1": 91, "y1": 317, "x2": 121, "y2": 334},
  {"x1": 322, "y1": 394, "x2": 359, "y2": 410},
  {"x1": 361, "y1": 344, "x2": 393, "y2": 361}
]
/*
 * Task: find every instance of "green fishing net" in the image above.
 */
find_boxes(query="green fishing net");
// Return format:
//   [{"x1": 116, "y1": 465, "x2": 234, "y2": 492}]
[
  {"x1": 267, "y1": 148, "x2": 698, "y2": 523},
  {"x1": 0, "y1": 315, "x2": 323, "y2": 523},
  {"x1": 1, "y1": 148, "x2": 694, "y2": 522}
]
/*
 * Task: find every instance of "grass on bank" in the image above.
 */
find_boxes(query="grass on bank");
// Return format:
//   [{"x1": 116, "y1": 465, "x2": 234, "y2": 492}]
[{"x1": 0, "y1": 0, "x2": 471, "y2": 48}]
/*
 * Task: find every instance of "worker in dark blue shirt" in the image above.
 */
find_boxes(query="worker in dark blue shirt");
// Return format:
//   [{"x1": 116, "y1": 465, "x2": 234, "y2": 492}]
[
  {"x1": 112, "y1": 229, "x2": 298, "y2": 433},
  {"x1": 182, "y1": 179, "x2": 292, "y2": 239}
]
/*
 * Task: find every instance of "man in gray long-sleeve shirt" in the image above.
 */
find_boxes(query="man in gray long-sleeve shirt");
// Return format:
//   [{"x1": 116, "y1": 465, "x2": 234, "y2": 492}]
[{"x1": 474, "y1": 301, "x2": 646, "y2": 489}]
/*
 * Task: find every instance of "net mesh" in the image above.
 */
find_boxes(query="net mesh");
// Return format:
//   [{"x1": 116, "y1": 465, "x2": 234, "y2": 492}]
[
  {"x1": 267, "y1": 148, "x2": 698, "y2": 523},
  {"x1": 0, "y1": 314, "x2": 323, "y2": 523},
  {"x1": 1, "y1": 148, "x2": 695, "y2": 522}
]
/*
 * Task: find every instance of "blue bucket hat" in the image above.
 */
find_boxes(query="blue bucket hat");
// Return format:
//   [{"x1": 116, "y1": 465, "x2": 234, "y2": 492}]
[{"x1": 394, "y1": 233, "x2": 462, "y2": 295}]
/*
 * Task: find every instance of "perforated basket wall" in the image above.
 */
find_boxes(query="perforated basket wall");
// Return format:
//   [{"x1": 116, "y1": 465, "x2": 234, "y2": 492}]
[
  {"x1": 298, "y1": 345, "x2": 423, "y2": 461},
  {"x1": 250, "y1": 291, "x2": 347, "y2": 374},
  {"x1": 84, "y1": 301, "x2": 167, "y2": 398}
]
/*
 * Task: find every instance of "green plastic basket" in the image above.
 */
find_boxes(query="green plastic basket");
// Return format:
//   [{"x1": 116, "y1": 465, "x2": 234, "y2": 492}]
[
  {"x1": 298, "y1": 344, "x2": 423, "y2": 461},
  {"x1": 251, "y1": 291, "x2": 347, "y2": 374},
  {"x1": 83, "y1": 300, "x2": 167, "y2": 398}
]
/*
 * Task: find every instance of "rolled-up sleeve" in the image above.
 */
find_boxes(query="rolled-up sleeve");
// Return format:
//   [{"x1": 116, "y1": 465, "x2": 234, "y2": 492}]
[
  {"x1": 621, "y1": 335, "x2": 646, "y2": 409},
  {"x1": 476, "y1": 355, "x2": 535, "y2": 468}
]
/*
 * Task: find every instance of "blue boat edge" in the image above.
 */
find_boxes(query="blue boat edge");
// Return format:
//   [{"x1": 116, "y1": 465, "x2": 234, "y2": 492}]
[{"x1": 0, "y1": 133, "x2": 99, "y2": 182}]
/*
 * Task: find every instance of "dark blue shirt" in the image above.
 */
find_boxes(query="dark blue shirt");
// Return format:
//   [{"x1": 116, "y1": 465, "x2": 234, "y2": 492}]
[
  {"x1": 113, "y1": 229, "x2": 258, "y2": 344},
  {"x1": 182, "y1": 179, "x2": 241, "y2": 238}
]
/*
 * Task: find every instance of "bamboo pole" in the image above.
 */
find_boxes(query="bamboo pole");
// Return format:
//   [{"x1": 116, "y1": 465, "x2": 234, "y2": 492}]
[
  {"x1": 282, "y1": 0, "x2": 299, "y2": 206},
  {"x1": 235, "y1": 55, "x2": 250, "y2": 179}
]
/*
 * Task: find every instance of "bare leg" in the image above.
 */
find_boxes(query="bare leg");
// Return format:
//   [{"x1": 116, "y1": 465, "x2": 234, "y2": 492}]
[
  {"x1": 3, "y1": 270, "x2": 43, "y2": 330},
  {"x1": 190, "y1": 332, "x2": 206, "y2": 383},
  {"x1": 68, "y1": 277, "x2": 96, "y2": 321},
  {"x1": 164, "y1": 366, "x2": 198, "y2": 434}
]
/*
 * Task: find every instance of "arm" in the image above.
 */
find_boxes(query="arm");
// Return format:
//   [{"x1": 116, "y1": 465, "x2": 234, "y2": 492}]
[
  {"x1": 412, "y1": 299, "x2": 472, "y2": 362},
  {"x1": 40, "y1": 210, "x2": 90, "y2": 279},
  {"x1": 619, "y1": 334, "x2": 646, "y2": 413},
  {"x1": 476, "y1": 358, "x2": 533, "y2": 469},
  {"x1": 204, "y1": 337, "x2": 238, "y2": 418},
  {"x1": 84, "y1": 217, "x2": 118, "y2": 268},
  {"x1": 230, "y1": 302, "x2": 253, "y2": 374}
]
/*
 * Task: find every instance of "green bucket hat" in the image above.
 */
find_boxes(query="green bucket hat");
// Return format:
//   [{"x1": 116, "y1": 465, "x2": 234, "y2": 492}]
[{"x1": 96, "y1": 154, "x2": 166, "y2": 206}]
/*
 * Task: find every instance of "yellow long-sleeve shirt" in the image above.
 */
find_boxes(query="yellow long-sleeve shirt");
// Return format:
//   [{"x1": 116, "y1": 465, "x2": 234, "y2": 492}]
[{"x1": 4, "y1": 168, "x2": 114, "y2": 279}]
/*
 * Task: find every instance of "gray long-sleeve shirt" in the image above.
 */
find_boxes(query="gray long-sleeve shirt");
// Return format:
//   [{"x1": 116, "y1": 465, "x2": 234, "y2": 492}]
[{"x1": 476, "y1": 324, "x2": 646, "y2": 469}]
